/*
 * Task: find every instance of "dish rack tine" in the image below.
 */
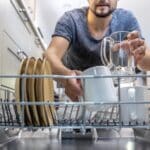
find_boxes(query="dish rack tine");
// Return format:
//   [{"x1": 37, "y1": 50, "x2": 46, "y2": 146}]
[
  {"x1": 12, "y1": 99, "x2": 21, "y2": 125},
  {"x1": 0, "y1": 99, "x2": 6, "y2": 125},
  {"x1": 0, "y1": 113, "x2": 2, "y2": 123},
  {"x1": 75, "y1": 105, "x2": 80, "y2": 121},
  {"x1": 109, "y1": 105, "x2": 114, "y2": 120},
  {"x1": 68, "y1": 106, "x2": 74, "y2": 121},
  {"x1": 0, "y1": 99, "x2": 3, "y2": 123},
  {"x1": 62, "y1": 105, "x2": 68, "y2": 120},
  {"x1": 4, "y1": 99, "x2": 11, "y2": 125},
  {"x1": 89, "y1": 111, "x2": 93, "y2": 123},
  {"x1": 6, "y1": 99, "x2": 14, "y2": 125}
]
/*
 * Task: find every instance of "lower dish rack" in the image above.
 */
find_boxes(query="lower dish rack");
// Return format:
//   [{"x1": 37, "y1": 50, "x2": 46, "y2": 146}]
[
  {"x1": 0, "y1": 74, "x2": 150, "y2": 129},
  {"x1": 0, "y1": 100, "x2": 149, "y2": 129}
]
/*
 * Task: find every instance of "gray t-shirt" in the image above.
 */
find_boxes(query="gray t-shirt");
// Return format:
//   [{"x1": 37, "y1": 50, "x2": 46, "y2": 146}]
[{"x1": 52, "y1": 7, "x2": 141, "y2": 71}]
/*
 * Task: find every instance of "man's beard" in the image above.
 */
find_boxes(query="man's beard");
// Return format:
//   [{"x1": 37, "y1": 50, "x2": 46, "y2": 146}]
[{"x1": 90, "y1": 7, "x2": 115, "y2": 18}]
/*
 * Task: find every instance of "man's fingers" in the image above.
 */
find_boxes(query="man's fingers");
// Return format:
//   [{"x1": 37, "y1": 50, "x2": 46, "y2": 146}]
[
  {"x1": 133, "y1": 46, "x2": 145, "y2": 63},
  {"x1": 65, "y1": 89, "x2": 79, "y2": 101},
  {"x1": 134, "y1": 46, "x2": 145, "y2": 55},
  {"x1": 64, "y1": 74, "x2": 83, "y2": 101},
  {"x1": 74, "y1": 70, "x2": 82, "y2": 75},
  {"x1": 129, "y1": 38, "x2": 145, "y2": 51},
  {"x1": 112, "y1": 41, "x2": 130, "y2": 52},
  {"x1": 127, "y1": 31, "x2": 139, "y2": 40}
]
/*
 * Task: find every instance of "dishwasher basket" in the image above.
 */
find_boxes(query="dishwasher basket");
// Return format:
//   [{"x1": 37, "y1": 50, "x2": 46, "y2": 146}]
[{"x1": 0, "y1": 73, "x2": 150, "y2": 130}]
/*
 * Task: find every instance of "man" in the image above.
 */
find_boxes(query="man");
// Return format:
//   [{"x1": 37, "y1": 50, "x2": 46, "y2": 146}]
[{"x1": 44, "y1": 0, "x2": 150, "y2": 101}]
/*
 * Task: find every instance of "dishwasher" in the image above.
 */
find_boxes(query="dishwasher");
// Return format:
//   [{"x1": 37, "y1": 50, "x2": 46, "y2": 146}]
[{"x1": 1, "y1": 68, "x2": 150, "y2": 150}]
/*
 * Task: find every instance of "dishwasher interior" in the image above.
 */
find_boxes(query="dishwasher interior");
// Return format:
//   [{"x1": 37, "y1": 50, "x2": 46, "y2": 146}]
[{"x1": 1, "y1": 71, "x2": 150, "y2": 150}]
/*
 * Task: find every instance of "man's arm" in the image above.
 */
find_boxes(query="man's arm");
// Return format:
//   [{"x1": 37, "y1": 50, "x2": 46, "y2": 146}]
[
  {"x1": 44, "y1": 36, "x2": 83, "y2": 100},
  {"x1": 44, "y1": 36, "x2": 72, "y2": 85}
]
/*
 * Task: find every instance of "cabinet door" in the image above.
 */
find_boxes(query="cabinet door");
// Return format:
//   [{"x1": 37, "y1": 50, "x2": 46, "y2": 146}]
[{"x1": 0, "y1": 31, "x2": 21, "y2": 89}]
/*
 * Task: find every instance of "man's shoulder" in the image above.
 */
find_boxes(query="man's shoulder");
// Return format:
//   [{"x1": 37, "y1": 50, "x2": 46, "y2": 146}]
[
  {"x1": 114, "y1": 8, "x2": 133, "y2": 17},
  {"x1": 64, "y1": 7, "x2": 87, "y2": 18}
]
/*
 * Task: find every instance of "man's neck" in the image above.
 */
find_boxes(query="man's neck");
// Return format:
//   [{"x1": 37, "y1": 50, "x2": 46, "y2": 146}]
[{"x1": 87, "y1": 9, "x2": 112, "y2": 32}]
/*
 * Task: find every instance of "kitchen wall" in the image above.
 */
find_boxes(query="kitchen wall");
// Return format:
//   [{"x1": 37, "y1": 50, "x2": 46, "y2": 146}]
[{"x1": 0, "y1": 0, "x2": 43, "y2": 88}]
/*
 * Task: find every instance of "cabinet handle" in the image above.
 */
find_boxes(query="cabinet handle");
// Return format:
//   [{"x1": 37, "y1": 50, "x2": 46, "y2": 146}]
[
  {"x1": 17, "y1": 49, "x2": 28, "y2": 58},
  {"x1": 7, "y1": 47, "x2": 22, "y2": 61},
  {"x1": 10, "y1": 0, "x2": 31, "y2": 33},
  {"x1": 7, "y1": 48, "x2": 28, "y2": 61},
  {"x1": 37, "y1": 27, "x2": 44, "y2": 39}
]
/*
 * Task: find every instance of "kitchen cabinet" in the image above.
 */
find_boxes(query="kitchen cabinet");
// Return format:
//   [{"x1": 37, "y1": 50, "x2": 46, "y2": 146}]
[
  {"x1": 0, "y1": 0, "x2": 45, "y2": 89},
  {"x1": 0, "y1": 31, "x2": 21, "y2": 89}
]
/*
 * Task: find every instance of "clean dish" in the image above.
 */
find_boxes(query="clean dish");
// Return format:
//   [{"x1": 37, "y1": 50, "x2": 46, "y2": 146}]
[
  {"x1": 25, "y1": 57, "x2": 40, "y2": 126},
  {"x1": 34, "y1": 58, "x2": 48, "y2": 126},
  {"x1": 15, "y1": 59, "x2": 26, "y2": 113},
  {"x1": 15, "y1": 58, "x2": 33, "y2": 125},
  {"x1": 41, "y1": 59, "x2": 56, "y2": 125}
]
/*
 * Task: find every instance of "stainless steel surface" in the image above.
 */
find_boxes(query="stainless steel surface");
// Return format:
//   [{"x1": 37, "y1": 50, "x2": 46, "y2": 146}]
[
  {"x1": 0, "y1": 138, "x2": 142, "y2": 150},
  {"x1": 0, "y1": 128, "x2": 149, "y2": 150},
  {"x1": 1, "y1": 136, "x2": 150, "y2": 150}
]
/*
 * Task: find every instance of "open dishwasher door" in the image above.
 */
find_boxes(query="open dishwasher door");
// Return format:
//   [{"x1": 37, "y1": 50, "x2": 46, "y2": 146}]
[{"x1": 1, "y1": 128, "x2": 150, "y2": 150}]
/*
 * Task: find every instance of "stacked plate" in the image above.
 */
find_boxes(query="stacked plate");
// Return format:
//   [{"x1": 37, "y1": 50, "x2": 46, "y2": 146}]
[{"x1": 15, "y1": 57, "x2": 56, "y2": 126}]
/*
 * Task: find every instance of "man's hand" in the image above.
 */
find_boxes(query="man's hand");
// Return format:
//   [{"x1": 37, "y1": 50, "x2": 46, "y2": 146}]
[
  {"x1": 127, "y1": 31, "x2": 146, "y2": 64},
  {"x1": 64, "y1": 70, "x2": 83, "y2": 101},
  {"x1": 112, "y1": 31, "x2": 146, "y2": 64}
]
